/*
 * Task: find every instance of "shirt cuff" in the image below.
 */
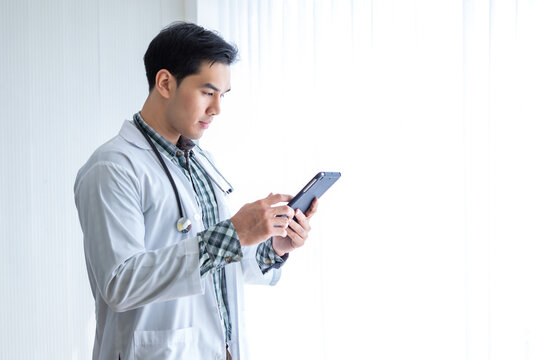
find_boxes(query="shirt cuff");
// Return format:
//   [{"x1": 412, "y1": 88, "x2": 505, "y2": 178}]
[
  {"x1": 198, "y1": 220, "x2": 243, "y2": 277},
  {"x1": 256, "y1": 238, "x2": 289, "y2": 274}
]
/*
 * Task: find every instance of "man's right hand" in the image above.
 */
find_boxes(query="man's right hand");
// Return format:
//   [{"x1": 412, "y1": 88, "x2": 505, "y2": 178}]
[{"x1": 230, "y1": 193, "x2": 294, "y2": 247}]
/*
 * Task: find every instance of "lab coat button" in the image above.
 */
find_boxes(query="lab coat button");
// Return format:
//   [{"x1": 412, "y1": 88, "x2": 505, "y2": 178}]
[
  {"x1": 265, "y1": 259, "x2": 272, "y2": 265},
  {"x1": 225, "y1": 256, "x2": 232, "y2": 263},
  {"x1": 194, "y1": 213, "x2": 201, "y2": 221}
]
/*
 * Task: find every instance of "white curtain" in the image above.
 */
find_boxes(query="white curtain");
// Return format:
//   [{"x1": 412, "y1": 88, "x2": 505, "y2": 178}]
[{"x1": 196, "y1": 1, "x2": 540, "y2": 359}]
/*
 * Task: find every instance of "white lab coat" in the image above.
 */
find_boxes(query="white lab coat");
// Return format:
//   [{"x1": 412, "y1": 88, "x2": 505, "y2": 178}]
[{"x1": 74, "y1": 120, "x2": 281, "y2": 360}]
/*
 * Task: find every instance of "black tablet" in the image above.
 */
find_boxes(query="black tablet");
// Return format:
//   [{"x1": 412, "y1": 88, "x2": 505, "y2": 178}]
[{"x1": 288, "y1": 172, "x2": 341, "y2": 214}]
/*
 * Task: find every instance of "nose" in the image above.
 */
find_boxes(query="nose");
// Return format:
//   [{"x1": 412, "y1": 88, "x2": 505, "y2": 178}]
[{"x1": 207, "y1": 96, "x2": 221, "y2": 116}]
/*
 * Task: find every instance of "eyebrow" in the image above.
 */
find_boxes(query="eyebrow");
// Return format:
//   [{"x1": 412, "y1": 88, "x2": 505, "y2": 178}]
[{"x1": 202, "y1": 82, "x2": 231, "y2": 94}]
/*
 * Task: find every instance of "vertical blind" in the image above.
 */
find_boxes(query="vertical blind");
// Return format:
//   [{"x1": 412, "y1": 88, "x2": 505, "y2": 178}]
[{"x1": 197, "y1": 1, "x2": 540, "y2": 359}]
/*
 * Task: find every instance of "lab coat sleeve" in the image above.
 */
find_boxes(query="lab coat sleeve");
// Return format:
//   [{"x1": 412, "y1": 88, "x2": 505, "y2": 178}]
[
  {"x1": 75, "y1": 161, "x2": 202, "y2": 312},
  {"x1": 239, "y1": 245, "x2": 282, "y2": 286}
]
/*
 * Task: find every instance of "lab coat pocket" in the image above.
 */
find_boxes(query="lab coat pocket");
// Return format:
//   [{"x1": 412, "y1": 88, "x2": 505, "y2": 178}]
[{"x1": 133, "y1": 327, "x2": 197, "y2": 360}]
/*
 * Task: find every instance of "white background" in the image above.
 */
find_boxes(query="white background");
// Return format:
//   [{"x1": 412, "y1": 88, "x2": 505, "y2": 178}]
[{"x1": 1, "y1": 0, "x2": 540, "y2": 359}]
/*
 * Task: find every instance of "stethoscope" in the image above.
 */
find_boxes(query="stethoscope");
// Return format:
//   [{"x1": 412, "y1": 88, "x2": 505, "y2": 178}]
[{"x1": 135, "y1": 121, "x2": 234, "y2": 234}]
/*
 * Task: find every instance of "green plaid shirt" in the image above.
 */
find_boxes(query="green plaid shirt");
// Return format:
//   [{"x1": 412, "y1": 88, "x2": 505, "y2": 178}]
[{"x1": 134, "y1": 113, "x2": 285, "y2": 341}]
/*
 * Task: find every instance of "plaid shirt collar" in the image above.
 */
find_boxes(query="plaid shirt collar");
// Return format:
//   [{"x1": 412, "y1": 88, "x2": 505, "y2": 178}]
[{"x1": 133, "y1": 112, "x2": 184, "y2": 159}]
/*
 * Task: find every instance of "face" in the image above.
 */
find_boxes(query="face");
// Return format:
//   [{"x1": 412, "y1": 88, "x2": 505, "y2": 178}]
[{"x1": 164, "y1": 61, "x2": 231, "y2": 140}]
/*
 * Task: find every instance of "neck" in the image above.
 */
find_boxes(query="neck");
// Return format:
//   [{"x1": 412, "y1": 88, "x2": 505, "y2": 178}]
[{"x1": 140, "y1": 94, "x2": 180, "y2": 145}]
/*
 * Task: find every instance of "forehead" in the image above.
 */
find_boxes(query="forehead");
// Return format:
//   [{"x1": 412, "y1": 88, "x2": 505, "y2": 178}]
[{"x1": 185, "y1": 61, "x2": 231, "y2": 90}]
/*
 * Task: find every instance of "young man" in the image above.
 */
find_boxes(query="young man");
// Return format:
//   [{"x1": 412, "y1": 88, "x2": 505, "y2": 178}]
[{"x1": 74, "y1": 22, "x2": 317, "y2": 360}]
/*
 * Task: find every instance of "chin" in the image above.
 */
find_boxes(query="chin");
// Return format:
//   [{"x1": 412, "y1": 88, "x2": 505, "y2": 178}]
[{"x1": 187, "y1": 131, "x2": 204, "y2": 140}]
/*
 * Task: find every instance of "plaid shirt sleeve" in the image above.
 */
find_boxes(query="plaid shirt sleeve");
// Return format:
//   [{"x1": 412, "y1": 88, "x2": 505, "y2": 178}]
[
  {"x1": 198, "y1": 219, "x2": 243, "y2": 277},
  {"x1": 256, "y1": 238, "x2": 289, "y2": 274}
]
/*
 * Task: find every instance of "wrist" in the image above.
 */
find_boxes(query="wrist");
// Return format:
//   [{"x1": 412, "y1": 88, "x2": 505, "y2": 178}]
[
  {"x1": 271, "y1": 237, "x2": 287, "y2": 257},
  {"x1": 230, "y1": 216, "x2": 246, "y2": 246}
]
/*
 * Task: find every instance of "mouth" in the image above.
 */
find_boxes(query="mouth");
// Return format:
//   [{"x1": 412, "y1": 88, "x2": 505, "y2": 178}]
[{"x1": 199, "y1": 120, "x2": 211, "y2": 129}]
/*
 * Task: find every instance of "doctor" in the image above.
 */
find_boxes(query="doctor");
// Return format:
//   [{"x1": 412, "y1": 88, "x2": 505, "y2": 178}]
[{"x1": 74, "y1": 22, "x2": 317, "y2": 360}]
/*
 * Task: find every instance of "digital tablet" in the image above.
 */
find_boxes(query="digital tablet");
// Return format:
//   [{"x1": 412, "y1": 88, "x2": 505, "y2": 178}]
[{"x1": 288, "y1": 172, "x2": 341, "y2": 214}]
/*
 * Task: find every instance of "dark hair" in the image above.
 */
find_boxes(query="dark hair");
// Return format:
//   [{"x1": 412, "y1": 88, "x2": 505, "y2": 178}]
[{"x1": 144, "y1": 22, "x2": 238, "y2": 91}]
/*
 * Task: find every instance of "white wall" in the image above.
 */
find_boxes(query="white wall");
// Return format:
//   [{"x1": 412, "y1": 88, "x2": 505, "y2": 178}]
[{"x1": 0, "y1": 1, "x2": 188, "y2": 358}]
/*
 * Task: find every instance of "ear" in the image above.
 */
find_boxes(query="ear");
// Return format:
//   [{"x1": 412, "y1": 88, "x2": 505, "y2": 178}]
[{"x1": 154, "y1": 69, "x2": 177, "y2": 99}]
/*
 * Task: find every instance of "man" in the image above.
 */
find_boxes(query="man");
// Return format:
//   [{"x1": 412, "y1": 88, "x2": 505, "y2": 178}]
[{"x1": 74, "y1": 22, "x2": 317, "y2": 360}]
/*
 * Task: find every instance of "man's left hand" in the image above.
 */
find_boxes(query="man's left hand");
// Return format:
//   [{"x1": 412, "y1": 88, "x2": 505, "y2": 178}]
[{"x1": 272, "y1": 198, "x2": 319, "y2": 257}]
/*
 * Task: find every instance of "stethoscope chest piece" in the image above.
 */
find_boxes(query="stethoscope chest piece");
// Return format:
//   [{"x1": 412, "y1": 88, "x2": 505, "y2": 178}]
[
  {"x1": 177, "y1": 217, "x2": 192, "y2": 233},
  {"x1": 134, "y1": 116, "x2": 233, "y2": 236}
]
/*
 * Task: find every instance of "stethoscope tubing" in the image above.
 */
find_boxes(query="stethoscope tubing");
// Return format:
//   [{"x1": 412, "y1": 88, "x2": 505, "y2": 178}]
[
  {"x1": 191, "y1": 152, "x2": 234, "y2": 195},
  {"x1": 134, "y1": 120, "x2": 233, "y2": 233}
]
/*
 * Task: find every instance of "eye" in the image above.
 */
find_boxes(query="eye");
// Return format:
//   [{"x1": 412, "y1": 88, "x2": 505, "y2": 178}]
[{"x1": 202, "y1": 91, "x2": 214, "y2": 96}]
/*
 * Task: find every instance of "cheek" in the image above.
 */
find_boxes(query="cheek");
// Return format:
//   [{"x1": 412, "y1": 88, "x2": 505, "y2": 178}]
[{"x1": 179, "y1": 94, "x2": 205, "y2": 119}]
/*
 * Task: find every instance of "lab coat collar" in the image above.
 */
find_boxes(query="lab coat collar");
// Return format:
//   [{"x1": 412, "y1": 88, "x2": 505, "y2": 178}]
[
  {"x1": 119, "y1": 120, "x2": 223, "y2": 195},
  {"x1": 119, "y1": 120, "x2": 152, "y2": 150},
  {"x1": 120, "y1": 119, "x2": 205, "y2": 157}
]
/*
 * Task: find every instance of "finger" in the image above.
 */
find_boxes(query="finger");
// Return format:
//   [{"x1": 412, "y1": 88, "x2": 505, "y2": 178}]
[
  {"x1": 271, "y1": 205, "x2": 295, "y2": 218},
  {"x1": 293, "y1": 209, "x2": 312, "y2": 231},
  {"x1": 305, "y1": 197, "x2": 319, "y2": 218},
  {"x1": 294, "y1": 209, "x2": 307, "y2": 223},
  {"x1": 265, "y1": 193, "x2": 292, "y2": 205},
  {"x1": 287, "y1": 217, "x2": 308, "y2": 239},
  {"x1": 272, "y1": 224, "x2": 288, "y2": 238},
  {"x1": 272, "y1": 215, "x2": 290, "y2": 228},
  {"x1": 285, "y1": 226, "x2": 304, "y2": 246}
]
